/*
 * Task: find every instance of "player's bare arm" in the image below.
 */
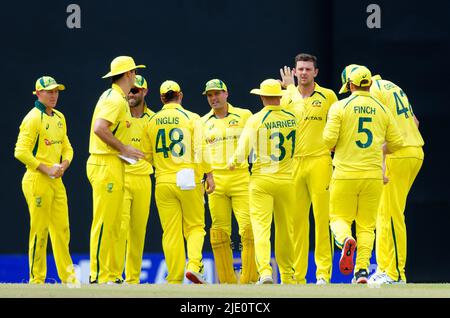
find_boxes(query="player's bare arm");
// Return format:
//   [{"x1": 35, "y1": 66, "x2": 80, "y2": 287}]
[
  {"x1": 414, "y1": 115, "x2": 420, "y2": 128},
  {"x1": 94, "y1": 118, "x2": 144, "y2": 160}
]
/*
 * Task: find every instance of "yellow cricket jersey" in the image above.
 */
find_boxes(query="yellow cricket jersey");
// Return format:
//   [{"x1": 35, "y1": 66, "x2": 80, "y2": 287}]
[
  {"x1": 89, "y1": 84, "x2": 132, "y2": 154},
  {"x1": 231, "y1": 105, "x2": 298, "y2": 179},
  {"x1": 148, "y1": 103, "x2": 212, "y2": 184},
  {"x1": 282, "y1": 83, "x2": 338, "y2": 157},
  {"x1": 201, "y1": 103, "x2": 252, "y2": 171},
  {"x1": 125, "y1": 105, "x2": 155, "y2": 175},
  {"x1": 15, "y1": 101, "x2": 73, "y2": 170},
  {"x1": 370, "y1": 79, "x2": 424, "y2": 150},
  {"x1": 323, "y1": 91, "x2": 404, "y2": 179}
]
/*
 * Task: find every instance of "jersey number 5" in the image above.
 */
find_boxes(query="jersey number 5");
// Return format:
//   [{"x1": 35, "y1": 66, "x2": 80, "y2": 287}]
[
  {"x1": 155, "y1": 128, "x2": 185, "y2": 158},
  {"x1": 356, "y1": 117, "x2": 373, "y2": 148}
]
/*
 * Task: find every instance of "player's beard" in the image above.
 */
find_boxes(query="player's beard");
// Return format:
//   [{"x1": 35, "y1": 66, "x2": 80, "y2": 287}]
[
  {"x1": 300, "y1": 76, "x2": 314, "y2": 87},
  {"x1": 129, "y1": 95, "x2": 142, "y2": 108}
]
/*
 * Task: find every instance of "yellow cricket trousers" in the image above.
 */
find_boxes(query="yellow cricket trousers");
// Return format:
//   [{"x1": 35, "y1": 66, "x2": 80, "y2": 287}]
[
  {"x1": 208, "y1": 169, "x2": 257, "y2": 284},
  {"x1": 86, "y1": 154, "x2": 125, "y2": 283},
  {"x1": 376, "y1": 147, "x2": 424, "y2": 281},
  {"x1": 111, "y1": 174, "x2": 151, "y2": 284},
  {"x1": 155, "y1": 183, "x2": 205, "y2": 284},
  {"x1": 22, "y1": 170, "x2": 77, "y2": 284},
  {"x1": 249, "y1": 176, "x2": 295, "y2": 283},
  {"x1": 292, "y1": 155, "x2": 333, "y2": 283},
  {"x1": 330, "y1": 178, "x2": 383, "y2": 273},
  {"x1": 208, "y1": 169, "x2": 251, "y2": 236}
]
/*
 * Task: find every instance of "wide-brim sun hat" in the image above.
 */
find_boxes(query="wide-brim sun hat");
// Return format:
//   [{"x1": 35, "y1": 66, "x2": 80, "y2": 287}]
[
  {"x1": 102, "y1": 56, "x2": 146, "y2": 78},
  {"x1": 250, "y1": 79, "x2": 285, "y2": 96}
]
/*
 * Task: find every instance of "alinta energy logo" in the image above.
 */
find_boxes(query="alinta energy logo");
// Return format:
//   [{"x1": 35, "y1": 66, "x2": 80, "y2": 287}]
[{"x1": 44, "y1": 139, "x2": 63, "y2": 146}]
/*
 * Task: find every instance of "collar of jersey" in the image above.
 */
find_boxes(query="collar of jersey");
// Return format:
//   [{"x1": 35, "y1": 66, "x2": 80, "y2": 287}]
[
  {"x1": 162, "y1": 102, "x2": 184, "y2": 110},
  {"x1": 351, "y1": 91, "x2": 371, "y2": 97},
  {"x1": 34, "y1": 100, "x2": 53, "y2": 116},
  {"x1": 297, "y1": 82, "x2": 323, "y2": 97},
  {"x1": 207, "y1": 103, "x2": 237, "y2": 119},
  {"x1": 111, "y1": 83, "x2": 127, "y2": 99},
  {"x1": 263, "y1": 105, "x2": 283, "y2": 111}
]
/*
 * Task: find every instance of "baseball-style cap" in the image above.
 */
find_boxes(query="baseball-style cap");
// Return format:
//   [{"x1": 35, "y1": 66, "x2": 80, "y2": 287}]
[
  {"x1": 250, "y1": 79, "x2": 285, "y2": 97},
  {"x1": 102, "y1": 56, "x2": 146, "y2": 79},
  {"x1": 339, "y1": 64, "x2": 361, "y2": 94},
  {"x1": 349, "y1": 66, "x2": 372, "y2": 87},
  {"x1": 134, "y1": 75, "x2": 148, "y2": 89},
  {"x1": 33, "y1": 76, "x2": 65, "y2": 95},
  {"x1": 160, "y1": 80, "x2": 181, "y2": 95},
  {"x1": 202, "y1": 79, "x2": 228, "y2": 95}
]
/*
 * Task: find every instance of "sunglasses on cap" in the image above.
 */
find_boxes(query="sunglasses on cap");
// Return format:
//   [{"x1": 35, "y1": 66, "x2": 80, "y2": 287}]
[{"x1": 130, "y1": 88, "x2": 142, "y2": 94}]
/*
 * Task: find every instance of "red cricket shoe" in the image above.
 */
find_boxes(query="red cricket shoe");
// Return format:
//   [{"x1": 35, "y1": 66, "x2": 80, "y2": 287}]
[
  {"x1": 339, "y1": 237, "x2": 356, "y2": 275},
  {"x1": 186, "y1": 270, "x2": 207, "y2": 284}
]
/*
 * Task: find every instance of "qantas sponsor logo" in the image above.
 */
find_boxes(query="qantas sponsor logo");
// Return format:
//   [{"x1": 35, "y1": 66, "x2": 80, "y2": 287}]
[{"x1": 44, "y1": 139, "x2": 63, "y2": 146}]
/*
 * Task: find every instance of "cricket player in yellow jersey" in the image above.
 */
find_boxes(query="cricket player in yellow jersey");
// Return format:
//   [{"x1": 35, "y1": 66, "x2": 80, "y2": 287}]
[
  {"x1": 368, "y1": 75, "x2": 424, "y2": 284},
  {"x1": 110, "y1": 75, "x2": 155, "y2": 284},
  {"x1": 14, "y1": 76, "x2": 78, "y2": 284},
  {"x1": 323, "y1": 66, "x2": 404, "y2": 284},
  {"x1": 280, "y1": 53, "x2": 338, "y2": 285},
  {"x1": 148, "y1": 80, "x2": 215, "y2": 284},
  {"x1": 229, "y1": 79, "x2": 298, "y2": 285},
  {"x1": 87, "y1": 56, "x2": 145, "y2": 284},
  {"x1": 201, "y1": 79, "x2": 258, "y2": 284}
]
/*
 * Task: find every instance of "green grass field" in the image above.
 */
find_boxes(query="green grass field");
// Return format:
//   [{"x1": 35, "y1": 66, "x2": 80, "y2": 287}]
[{"x1": 1, "y1": 283, "x2": 450, "y2": 298}]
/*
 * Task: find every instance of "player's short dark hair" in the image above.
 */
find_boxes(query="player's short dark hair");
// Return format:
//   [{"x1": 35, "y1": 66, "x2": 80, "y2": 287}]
[
  {"x1": 295, "y1": 53, "x2": 318, "y2": 69},
  {"x1": 161, "y1": 91, "x2": 180, "y2": 103},
  {"x1": 111, "y1": 73, "x2": 125, "y2": 83}
]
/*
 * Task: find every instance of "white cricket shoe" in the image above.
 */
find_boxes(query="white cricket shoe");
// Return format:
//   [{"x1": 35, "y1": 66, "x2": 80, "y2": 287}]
[
  {"x1": 368, "y1": 271, "x2": 386, "y2": 284},
  {"x1": 368, "y1": 272, "x2": 396, "y2": 285},
  {"x1": 316, "y1": 278, "x2": 328, "y2": 285},
  {"x1": 256, "y1": 275, "x2": 274, "y2": 285}
]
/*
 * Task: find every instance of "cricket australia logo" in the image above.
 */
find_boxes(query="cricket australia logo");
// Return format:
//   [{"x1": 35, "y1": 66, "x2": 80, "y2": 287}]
[
  {"x1": 312, "y1": 100, "x2": 322, "y2": 107},
  {"x1": 36, "y1": 197, "x2": 42, "y2": 207},
  {"x1": 107, "y1": 183, "x2": 114, "y2": 193},
  {"x1": 228, "y1": 119, "x2": 239, "y2": 127},
  {"x1": 57, "y1": 121, "x2": 63, "y2": 128}
]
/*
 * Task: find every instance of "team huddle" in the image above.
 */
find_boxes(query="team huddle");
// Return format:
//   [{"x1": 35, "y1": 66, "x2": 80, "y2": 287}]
[{"x1": 14, "y1": 53, "x2": 424, "y2": 286}]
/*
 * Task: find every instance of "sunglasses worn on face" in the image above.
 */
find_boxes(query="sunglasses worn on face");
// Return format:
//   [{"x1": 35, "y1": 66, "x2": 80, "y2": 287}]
[{"x1": 130, "y1": 88, "x2": 141, "y2": 94}]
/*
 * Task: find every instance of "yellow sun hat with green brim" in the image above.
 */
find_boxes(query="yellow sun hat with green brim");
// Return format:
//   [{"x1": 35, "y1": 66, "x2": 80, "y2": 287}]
[
  {"x1": 33, "y1": 76, "x2": 65, "y2": 95},
  {"x1": 102, "y1": 56, "x2": 146, "y2": 79},
  {"x1": 349, "y1": 65, "x2": 372, "y2": 87},
  {"x1": 339, "y1": 64, "x2": 361, "y2": 94},
  {"x1": 250, "y1": 79, "x2": 285, "y2": 97},
  {"x1": 134, "y1": 75, "x2": 148, "y2": 89},
  {"x1": 160, "y1": 80, "x2": 181, "y2": 95},
  {"x1": 202, "y1": 79, "x2": 228, "y2": 95}
]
